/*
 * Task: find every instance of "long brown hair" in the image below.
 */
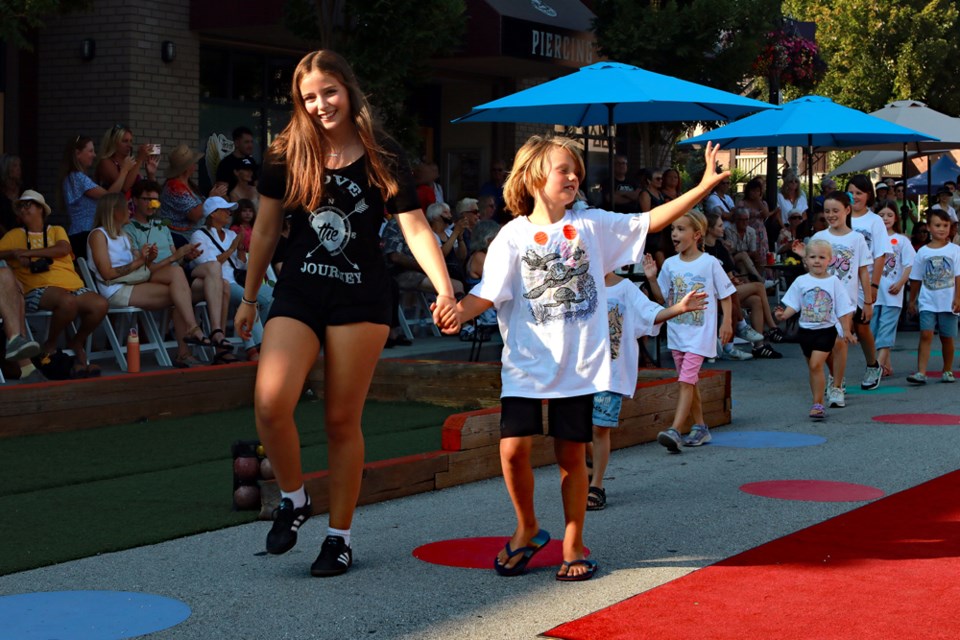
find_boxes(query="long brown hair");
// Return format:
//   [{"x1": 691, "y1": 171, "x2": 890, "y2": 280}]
[
  {"x1": 56, "y1": 136, "x2": 93, "y2": 212},
  {"x1": 269, "y1": 50, "x2": 398, "y2": 212}
]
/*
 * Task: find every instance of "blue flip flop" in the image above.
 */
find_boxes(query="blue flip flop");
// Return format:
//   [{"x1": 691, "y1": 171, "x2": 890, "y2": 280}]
[
  {"x1": 493, "y1": 529, "x2": 551, "y2": 576},
  {"x1": 555, "y1": 558, "x2": 598, "y2": 582}
]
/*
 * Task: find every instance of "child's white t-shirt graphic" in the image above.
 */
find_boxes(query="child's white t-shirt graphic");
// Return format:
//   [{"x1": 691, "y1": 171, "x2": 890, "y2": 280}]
[
  {"x1": 605, "y1": 279, "x2": 663, "y2": 396},
  {"x1": 781, "y1": 273, "x2": 854, "y2": 334},
  {"x1": 473, "y1": 208, "x2": 650, "y2": 398},
  {"x1": 910, "y1": 243, "x2": 960, "y2": 314},
  {"x1": 811, "y1": 229, "x2": 872, "y2": 307},
  {"x1": 657, "y1": 253, "x2": 736, "y2": 358}
]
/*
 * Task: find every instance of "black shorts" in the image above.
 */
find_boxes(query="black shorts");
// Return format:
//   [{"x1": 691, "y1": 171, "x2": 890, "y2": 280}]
[
  {"x1": 500, "y1": 395, "x2": 593, "y2": 443},
  {"x1": 798, "y1": 326, "x2": 838, "y2": 358},
  {"x1": 266, "y1": 293, "x2": 391, "y2": 343}
]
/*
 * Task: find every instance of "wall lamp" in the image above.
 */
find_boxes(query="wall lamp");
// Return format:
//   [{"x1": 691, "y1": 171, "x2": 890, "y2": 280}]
[
  {"x1": 81, "y1": 39, "x2": 95, "y2": 62},
  {"x1": 161, "y1": 41, "x2": 176, "y2": 63}
]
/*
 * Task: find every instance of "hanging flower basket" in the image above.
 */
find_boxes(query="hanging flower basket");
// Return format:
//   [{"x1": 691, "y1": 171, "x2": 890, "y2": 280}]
[{"x1": 753, "y1": 30, "x2": 825, "y2": 91}]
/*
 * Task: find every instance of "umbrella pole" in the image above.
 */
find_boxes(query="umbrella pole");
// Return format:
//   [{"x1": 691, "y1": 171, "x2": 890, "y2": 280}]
[
  {"x1": 807, "y1": 140, "x2": 814, "y2": 209},
  {"x1": 607, "y1": 103, "x2": 615, "y2": 212}
]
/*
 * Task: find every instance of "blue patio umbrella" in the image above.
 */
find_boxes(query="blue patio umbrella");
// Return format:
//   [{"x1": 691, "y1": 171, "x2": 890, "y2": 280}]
[
  {"x1": 679, "y1": 95, "x2": 937, "y2": 199},
  {"x1": 453, "y1": 61, "x2": 775, "y2": 200}
]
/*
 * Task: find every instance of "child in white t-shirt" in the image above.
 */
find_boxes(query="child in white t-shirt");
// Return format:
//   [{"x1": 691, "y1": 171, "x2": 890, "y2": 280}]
[
  {"x1": 453, "y1": 135, "x2": 728, "y2": 581},
  {"x1": 872, "y1": 199, "x2": 915, "y2": 377},
  {"x1": 846, "y1": 175, "x2": 892, "y2": 390},
  {"x1": 588, "y1": 258, "x2": 708, "y2": 510},
  {"x1": 775, "y1": 240, "x2": 856, "y2": 420},
  {"x1": 906, "y1": 208, "x2": 960, "y2": 384},
  {"x1": 808, "y1": 192, "x2": 872, "y2": 409},
  {"x1": 649, "y1": 210, "x2": 736, "y2": 452}
]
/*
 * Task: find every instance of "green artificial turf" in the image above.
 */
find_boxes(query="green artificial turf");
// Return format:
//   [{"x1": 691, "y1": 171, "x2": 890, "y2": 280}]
[{"x1": 0, "y1": 399, "x2": 453, "y2": 576}]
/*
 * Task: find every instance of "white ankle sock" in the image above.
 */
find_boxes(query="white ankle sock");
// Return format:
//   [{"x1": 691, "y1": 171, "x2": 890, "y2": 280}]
[
  {"x1": 328, "y1": 526, "x2": 351, "y2": 547},
  {"x1": 281, "y1": 486, "x2": 307, "y2": 509}
]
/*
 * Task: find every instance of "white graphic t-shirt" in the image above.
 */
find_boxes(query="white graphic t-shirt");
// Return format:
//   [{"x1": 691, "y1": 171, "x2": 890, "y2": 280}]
[
  {"x1": 657, "y1": 252, "x2": 736, "y2": 358},
  {"x1": 910, "y1": 243, "x2": 960, "y2": 313},
  {"x1": 781, "y1": 273, "x2": 854, "y2": 334},
  {"x1": 472, "y1": 208, "x2": 649, "y2": 398},
  {"x1": 605, "y1": 279, "x2": 663, "y2": 396},
  {"x1": 811, "y1": 229, "x2": 872, "y2": 307},
  {"x1": 877, "y1": 233, "x2": 916, "y2": 308},
  {"x1": 851, "y1": 211, "x2": 893, "y2": 279}
]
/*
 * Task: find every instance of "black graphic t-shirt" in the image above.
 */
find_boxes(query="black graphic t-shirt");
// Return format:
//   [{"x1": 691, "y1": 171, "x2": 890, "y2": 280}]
[{"x1": 258, "y1": 142, "x2": 419, "y2": 308}]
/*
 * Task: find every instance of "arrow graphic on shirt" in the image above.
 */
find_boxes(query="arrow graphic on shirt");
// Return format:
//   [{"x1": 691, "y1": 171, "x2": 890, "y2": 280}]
[{"x1": 305, "y1": 198, "x2": 367, "y2": 269}]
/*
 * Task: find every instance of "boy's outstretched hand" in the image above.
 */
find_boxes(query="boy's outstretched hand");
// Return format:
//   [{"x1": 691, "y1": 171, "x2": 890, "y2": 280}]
[
  {"x1": 641, "y1": 253, "x2": 658, "y2": 279},
  {"x1": 678, "y1": 290, "x2": 708, "y2": 313},
  {"x1": 699, "y1": 142, "x2": 732, "y2": 192}
]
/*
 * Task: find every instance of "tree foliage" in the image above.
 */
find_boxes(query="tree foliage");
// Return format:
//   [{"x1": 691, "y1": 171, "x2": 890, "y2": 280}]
[
  {"x1": 283, "y1": 0, "x2": 466, "y2": 150},
  {"x1": 783, "y1": 0, "x2": 960, "y2": 113},
  {"x1": 1, "y1": 0, "x2": 92, "y2": 49}
]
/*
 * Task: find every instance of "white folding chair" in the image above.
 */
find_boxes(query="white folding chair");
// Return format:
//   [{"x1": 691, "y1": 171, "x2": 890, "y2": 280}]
[{"x1": 76, "y1": 257, "x2": 173, "y2": 370}]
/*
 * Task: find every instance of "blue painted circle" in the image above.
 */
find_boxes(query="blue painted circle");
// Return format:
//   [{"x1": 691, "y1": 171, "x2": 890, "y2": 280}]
[
  {"x1": 844, "y1": 385, "x2": 906, "y2": 396},
  {"x1": 708, "y1": 431, "x2": 826, "y2": 448},
  {"x1": 0, "y1": 591, "x2": 191, "y2": 639}
]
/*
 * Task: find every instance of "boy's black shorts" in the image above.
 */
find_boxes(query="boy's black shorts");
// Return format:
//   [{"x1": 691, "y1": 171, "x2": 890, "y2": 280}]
[
  {"x1": 798, "y1": 326, "x2": 839, "y2": 359},
  {"x1": 500, "y1": 394, "x2": 593, "y2": 443}
]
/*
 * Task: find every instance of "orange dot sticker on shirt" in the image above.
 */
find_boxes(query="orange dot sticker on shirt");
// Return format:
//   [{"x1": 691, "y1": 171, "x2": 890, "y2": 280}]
[
  {"x1": 891, "y1": 238, "x2": 898, "y2": 245},
  {"x1": 563, "y1": 225, "x2": 577, "y2": 240},
  {"x1": 534, "y1": 231, "x2": 548, "y2": 245}
]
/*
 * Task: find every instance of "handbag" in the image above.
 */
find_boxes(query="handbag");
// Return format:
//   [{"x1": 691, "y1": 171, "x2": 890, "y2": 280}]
[
  {"x1": 201, "y1": 228, "x2": 246, "y2": 285},
  {"x1": 106, "y1": 264, "x2": 151, "y2": 285}
]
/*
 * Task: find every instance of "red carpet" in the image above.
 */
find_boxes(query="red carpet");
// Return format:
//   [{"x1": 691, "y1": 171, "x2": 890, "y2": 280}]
[{"x1": 545, "y1": 469, "x2": 960, "y2": 640}]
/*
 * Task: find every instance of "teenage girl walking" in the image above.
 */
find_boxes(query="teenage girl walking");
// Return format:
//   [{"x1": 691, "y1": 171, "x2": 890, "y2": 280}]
[
  {"x1": 650, "y1": 209, "x2": 736, "y2": 452},
  {"x1": 452, "y1": 136, "x2": 727, "y2": 581},
  {"x1": 906, "y1": 209, "x2": 960, "y2": 384},
  {"x1": 872, "y1": 199, "x2": 915, "y2": 377},
  {"x1": 808, "y1": 193, "x2": 872, "y2": 409},
  {"x1": 235, "y1": 50, "x2": 458, "y2": 577},
  {"x1": 775, "y1": 239, "x2": 856, "y2": 420}
]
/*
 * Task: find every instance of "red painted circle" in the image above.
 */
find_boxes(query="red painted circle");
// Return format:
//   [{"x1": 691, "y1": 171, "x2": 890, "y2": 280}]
[
  {"x1": 890, "y1": 237, "x2": 899, "y2": 245},
  {"x1": 562, "y1": 224, "x2": 577, "y2": 240},
  {"x1": 412, "y1": 537, "x2": 588, "y2": 569},
  {"x1": 740, "y1": 480, "x2": 885, "y2": 502},
  {"x1": 533, "y1": 231, "x2": 548, "y2": 245},
  {"x1": 872, "y1": 413, "x2": 960, "y2": 425}
]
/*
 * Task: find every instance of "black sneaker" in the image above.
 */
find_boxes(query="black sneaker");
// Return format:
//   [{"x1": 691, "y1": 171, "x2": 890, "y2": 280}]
[
  {"x1": 266, "y1": 496, "x2": 311, "y2": 555},
  {"x1": 310, "y1": 535, "x2": 353, "y2": 577}
]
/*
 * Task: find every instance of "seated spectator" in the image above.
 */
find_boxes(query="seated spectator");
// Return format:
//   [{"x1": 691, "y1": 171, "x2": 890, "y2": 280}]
[
  {"x1": 704, "y1": 176, "x2": 735, "y2": 221},
  {"x1": 723, "y1": 206, "x2": 766, "y2": 284},
  {"x1": 911, "y1": 220, "x2": 930, "y2": 251},
  {"x1": 705, "y1": 213, "x2": 783, "y2": 358},
  {"x1": 213, "y1": 126, "x2": 258, "y2": 195},
  {"x1": 479, "y1": 159, "x2": 508, "y2": 222},
  {"x1": 930, "y1": 187, "x2": 958, "y2": 222},
  {"x1": 94, "y1": 124, "x2": 157, "y2": 191},
  {"x1": 777, "y1": 210, "x2": 808, "y2": 257},
  {"x1": 228, "y1": 157, "x2": 259, "y2": 210},
  {"x1": 382, "y1": 215, "x2": 464, "y2": 296},
  {"x1": 159, "y1": 144, "x2": 206, "y2": 242},
  {"x1": 0, "y1": 260, "x2": 44, "y2": 381},
  {"x1": 58, "y1": 135, "x2": 137, "y2": 257},
  {"x1": 1, "y1": 154, "x2": 23, "y2": 234},
  {"x1": 777, "y1": 169, "x2": 808, "y2": 225},
  {"x1": 230, "y1": 198, "x2": 257, "y2": 253},
  {"x1": 453, "y1": 197, "x2": 480, "y2": 252},
  {"x1": 426, "y1": 201, "x2": 468, "y2": 283},
  {"x1": 190, "y1": 197, "x2": 270, "y2": 362},
  {"x1": 0, "y1": 190, "x2": 109, "y2": 377},
  {"x1": 463, "y1": 219, "x2": 500, "y2": 334},
  {"x1": 638, "y1": 168, "x2": 666, "y2": 212},
  {"x1": 87, "y1": 192, "x2": 209, "y2": 368},
  {"x1": 477, "y1": 194, "x2": 497, "y2": 222}
]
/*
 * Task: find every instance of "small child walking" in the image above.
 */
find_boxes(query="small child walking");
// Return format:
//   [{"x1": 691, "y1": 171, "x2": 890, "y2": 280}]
[
  {"x1": 649, "y1": 210, "x2": 736, "y2": 452},
  {"x1": 453, "y1": 136, "x2": 727, "y2": 581},
  {"x1": 775, "y1": 240, "x2": 856, "y2": 420},
  {"x1": 872, "y1": 199, "x2": 915, "y2": 377},
  {"x1": 588, "y1": 258, "x2": 708, "y2": 510},
  {"x1": 906, "y1": 208, "x2": 960, "y2": 384},
  {"x1": 808, "y1": 192, "x2": 872, "y2": 408}
]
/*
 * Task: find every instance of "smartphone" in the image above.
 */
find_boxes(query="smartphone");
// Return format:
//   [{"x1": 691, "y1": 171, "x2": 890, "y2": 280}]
[{"x1": 149, "y1": 144, "x2": 161, "y2": 156}]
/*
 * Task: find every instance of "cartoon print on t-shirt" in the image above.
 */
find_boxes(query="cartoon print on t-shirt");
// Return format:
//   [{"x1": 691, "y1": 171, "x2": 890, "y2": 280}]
[
  {"x1": 800, "y1": 287, "x2": 833, "y2": 324},
  {"x1": 608, "y1": 301, "x2": 624, "y2": 360},
  {"x1": 856, "y1": 227, "x2": 873, "y2": 252},
  {"x1": 827, "y1": 244, "x2": 853, "y2": 283},
  {"x1": 923, "y1": 255, "x2": 954, "y2": 290},
  {"x1": 521, "y1": 236, "x2": 597, "y2": 325},
  {"x1": 668, "y1": 272, "x2": 706, "y2": 326},
  {"x1": 882, "y1": 245, "x2": 900, "y2": 278}
]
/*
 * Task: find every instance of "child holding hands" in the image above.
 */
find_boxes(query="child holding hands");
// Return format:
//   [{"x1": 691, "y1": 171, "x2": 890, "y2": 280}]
[
  {"x1": 452, "y1": 136, "x2": 727, "y2": 581},
  {"x1": 649, "y1": 210, "x2": 736, "y2": 452},
  {"x1": 588, "y1": 257, "x2": 708, "y2": 510},
  {"x1": 872, "y1": 199, "x2": 915, "y2": 377},
  {"x1": 775, "y1": 240, "x2": 856, "y2": 420},
  {"x1": 906, "y1": 208, "x2": 960, "y2": 384}
]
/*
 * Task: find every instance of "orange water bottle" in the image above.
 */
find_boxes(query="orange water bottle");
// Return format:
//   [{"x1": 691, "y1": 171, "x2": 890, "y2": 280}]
[{"x1": 127, "y1": 327, "x2": 140, "y2": 373}]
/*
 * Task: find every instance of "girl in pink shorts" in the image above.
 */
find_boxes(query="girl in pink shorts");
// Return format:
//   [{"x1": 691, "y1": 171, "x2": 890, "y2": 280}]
[{"x1": 648, "y1": 210, "x2": 736, "y2": 452}]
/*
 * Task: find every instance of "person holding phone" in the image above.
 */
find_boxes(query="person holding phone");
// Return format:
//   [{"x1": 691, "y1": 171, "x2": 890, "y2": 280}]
[{"x1": 95, "y1": 125, "x2": 158, "y2": 191}]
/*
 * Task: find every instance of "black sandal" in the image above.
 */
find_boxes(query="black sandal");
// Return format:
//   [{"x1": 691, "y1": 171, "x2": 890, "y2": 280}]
[
  {"x1": 209, "y1": 329, "x2": 234, "y2": 352},
  {"x1": 212, "y1": 351, "x2": 241, "y2": 365},
  {"x1": 183, "y1": 327, "x2": 213, "y2": 348},
  {"x1": 587, "y1": 486, "x2": 606, "y2": 511}
]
